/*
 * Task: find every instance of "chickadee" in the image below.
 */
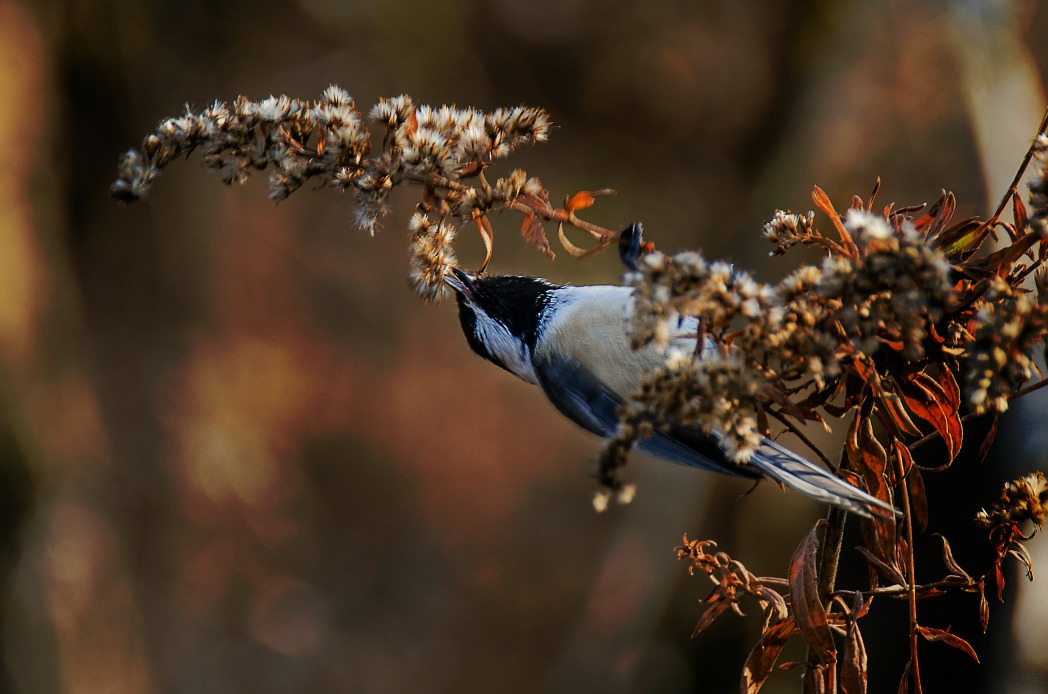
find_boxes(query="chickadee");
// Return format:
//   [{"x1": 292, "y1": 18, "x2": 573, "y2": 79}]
[{"x1": 445, "y1": 267, "x2": 897, "y2": 519}]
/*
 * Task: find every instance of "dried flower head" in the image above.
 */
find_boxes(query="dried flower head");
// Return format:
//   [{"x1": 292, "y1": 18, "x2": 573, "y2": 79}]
[
  {"x1": 1028, "y1": 134, "x2": 1048, "y2": 237},
  {"x1": 763, "y1": 209, "x2": 816, "y2": 254},
  {"x1": 965, "y1": 277, "x2": 1048, "y2": 413},
  {"x1": 408, "y1": 212, "x2": 458, "y2": 301},
  {"x1": 976, "y1": 471, "x2": 1048, "y2": 530},
  {"x1": 627, "y1": 250, "x2": 775, "y2": 350},
  {"x1": 610, "y1": 346, "x2": 767, "y2": 465},
  {"x1": 816, "y1": 209, "x2": 954, "y2": 360}
]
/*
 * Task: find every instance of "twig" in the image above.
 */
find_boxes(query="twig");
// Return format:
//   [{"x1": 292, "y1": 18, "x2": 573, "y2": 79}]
[
  {"x1": 767, "y1": 409, "x2": 836, "y2": 470},
  {"x1": 506, "y1": 198, "x2": 617, "y2": 239},
  {"x1": 818, "y1": 505, "x2": 847, "y2": 606},
  {"x1": 896, "y1": 447, "x2": 923, "y2": 694},
  {"x1": 1010, "y1": 374, "x2": 1048, "y2": 400},
  {"x1": 986, "y1": 107, "x2": 1048, "y2": 226}
]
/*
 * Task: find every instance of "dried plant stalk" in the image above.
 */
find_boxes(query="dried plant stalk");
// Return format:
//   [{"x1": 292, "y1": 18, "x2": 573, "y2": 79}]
[{"x1": 114, "y1": 89, "x2": 1048, "y2": 693}]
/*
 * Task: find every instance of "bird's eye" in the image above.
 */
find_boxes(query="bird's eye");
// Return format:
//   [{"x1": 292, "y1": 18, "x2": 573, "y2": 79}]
[{"x1": 619, "y1": 222, "x2": 654, "y2": 271}]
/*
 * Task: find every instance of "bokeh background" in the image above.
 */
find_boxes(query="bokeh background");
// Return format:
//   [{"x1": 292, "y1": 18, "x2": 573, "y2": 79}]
[{"x1": 1, "y1": 0, "x2": 1047, "y2": 692}]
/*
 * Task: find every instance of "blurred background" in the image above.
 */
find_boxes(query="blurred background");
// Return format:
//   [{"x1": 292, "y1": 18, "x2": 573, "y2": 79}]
[{"x1": 1, "y1": 0, "x2": 1047, "y2": 692}]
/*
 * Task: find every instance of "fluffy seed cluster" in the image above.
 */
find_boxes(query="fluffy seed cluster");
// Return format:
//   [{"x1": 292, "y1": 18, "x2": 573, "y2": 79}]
[
  {"x1": 359, "y1": 97, "x2": 549, "y2": 231},
  {"x1": 762, "y1": 209, "x2": 817, "y2": 254},
  {"x1": 113, "y1": 86, "x2": 554, "y2": 299},
  {"x1": 408, "y1": 212, "x2": 458, "y2": 301},
  {"x1": 1029, "y1": 134, "x2": 1048, "y2": 238},
  {"x1": 628, "y1": 251, "x2": 775, "y2": 350},
  {"x1": 965, "y1": 274, "x2": 1048, "y2": 413},
  {"x1": 818, "y1": 209, "x2": 954, "y2": 359},
  {"x1": 112, "y1": 87, "x2": 370, "y2": 206},
  {"x1": 768, "y1": 266, "x2": 841, "y2": 386},
  {"x1": 616, "y1": 348, "x2": 766, "y2": 464},
  {"x1": 370, "y1": 98, "x2": 551, "y2": 175},
  {"x1": 976, "y1": 471, "x2": 1048, "y2": 529}
]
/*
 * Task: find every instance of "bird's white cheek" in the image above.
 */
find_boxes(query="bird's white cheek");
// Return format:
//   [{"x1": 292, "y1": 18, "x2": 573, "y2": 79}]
[{"x1": 476, "y1": 318, "x2": 539, "y2": 384}]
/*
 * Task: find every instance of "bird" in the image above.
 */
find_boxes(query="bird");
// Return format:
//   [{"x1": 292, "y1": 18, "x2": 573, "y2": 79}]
[{"x1": 444, "y1": 267, "x2": 897, "y2": 519}]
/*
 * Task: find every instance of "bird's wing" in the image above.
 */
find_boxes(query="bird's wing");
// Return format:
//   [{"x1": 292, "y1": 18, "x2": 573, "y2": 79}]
[
  {"x1": 534, "y1": 354, "x2": 759, "y2": 478},
  {"x1": 533, "y1": 355, "x2": 621, "y2": 438},
  {"x1": 745, "y1": 437, "x2": 898, "y2": 519},
  {"x1": 637, "y1": 425, "x2": 760, "y2": 479},
  {"x1": 534, "y1": 354, "x2": 897, "y2": 518}
]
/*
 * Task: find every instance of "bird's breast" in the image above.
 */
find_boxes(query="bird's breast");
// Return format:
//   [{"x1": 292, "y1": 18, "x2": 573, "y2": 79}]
[{"x1": 534, "y1": 286, "x2": 691, "y2": 399}]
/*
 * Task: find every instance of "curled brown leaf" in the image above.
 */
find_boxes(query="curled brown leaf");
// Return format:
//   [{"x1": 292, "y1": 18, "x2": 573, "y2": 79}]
[
  {"x1": 789, "y1": 523, "x2": 837, "y2": 664},
  {"x1": 916, "y1": 625, "x2": 980, "y2": 663}
]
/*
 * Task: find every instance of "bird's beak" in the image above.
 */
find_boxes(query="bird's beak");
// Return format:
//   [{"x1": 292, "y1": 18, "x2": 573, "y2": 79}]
[{"x1": 445, "y1": 267, "x2": 475, "y2": 299}]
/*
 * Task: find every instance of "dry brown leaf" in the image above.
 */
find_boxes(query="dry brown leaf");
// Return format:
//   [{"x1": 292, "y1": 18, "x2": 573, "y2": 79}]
[
  {"x1": 848, "y1": 415, "x2": 897, "y2": 558},
  {"x1": 979, "y1": 414, "x2": 999, "y2": 462},
  {"x1": 474, "y1": 215, "x2": 494, "y2": 272},
  {"x1": 855, "y1": 546, "x2": 908, "y2": 587},
  {"x1": 516, "y1": 192, "x2": 553, "y2": 215},
  {"x1": 899, "y1": 372, "x2": 962, "y2": 461},
  {"x1": 936, "y1": 534, "x2": 972, "y2": 583},
  {"x1": 1012, "y1": 192, "x2": 1028, "y2": 242},
  {"x1": 812, "y1": 185, "x2": 857, "y2": 257},
  {"x1": 978, "y1": 580, "x2": 990, "y2": 633},
  {"x1": 557, "y1": 223, "x2": 590, "y2": 257},
  {"x1": 890, "y1": 440, "x2": 914, "y2": 483},
  {"x1": 880, "y1": 392, "x2": 923, "y2": 438},
  {"x1": 789, "y1": 524, "x2": 836, "y2": 664},
  {"x1": 520, "y1": 213, "x2": 555, "y2": 260},
  {"x1": 692, "y1": 595, "x2": 732, "y2": 637},
  {"x1": 841, "y1": 599, "x2": 868, "y2": 694},
  {"x1": 898, "y1": 659, "x2": 912, "y2": 694},
  {"x1": 741, "y1": 618, "x2": 798, "y2": 694},
  {"x1": 906, "y1": 466, "x2": 928, "y2": 534},
  {"x1": 915, "y1": 191, "x2": 956, "y2": 242},
  {"x1": 565, "y1": 190, "x2": 595, "y2": 214},
  {"x1": 969, "y1": 226, "x2": 1044, "y2": 276},
  {"x1": 865, "y1": 177, "x2": 881, "y2": 213},
  {"x1": 917, "y1": 625, "x2": 980, "y2": 663}
]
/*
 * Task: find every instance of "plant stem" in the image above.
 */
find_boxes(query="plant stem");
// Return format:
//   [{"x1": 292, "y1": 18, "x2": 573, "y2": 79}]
[
  {"x1": 818, "y1": 506, "x2": 847, "y2": 605},
  {"x1": 986, "y1": 107, "x2": 1048, "y2": 226},
  {"x1": 1010, "y1": 374, "x2": 1048, "y2": 400},
  {"x1": 767, "y1": 410, "x2": 836, "y2": 470},
  {"x1": 896, "y1": 448, "x2": 923, "y2": 694},
  {"x1": 804, "y1": 453, "x2": 849, "y2": 693}
]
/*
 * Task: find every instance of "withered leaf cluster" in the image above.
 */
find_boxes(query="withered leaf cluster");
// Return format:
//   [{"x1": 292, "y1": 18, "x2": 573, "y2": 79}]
[
  {"x1": 658, "y1": 130, "x2": 1048, "y2": 692},
  {"x1": 678, "y1": 527, "x2": 873, "y2": 694}
]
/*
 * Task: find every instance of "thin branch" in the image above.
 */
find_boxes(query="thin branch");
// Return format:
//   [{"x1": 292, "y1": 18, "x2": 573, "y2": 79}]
[
  {"x1": 1010, "y1": 374, "x2": 1048, "y2": 400},
  {"x1": 818, "y1": 505, "x2": 847, "y2": 607},
  {"x1": 896, "y1": 447, "x2": 923, "y2": 694},
  {"x1": 506, "y1": 198, "x2": 617, "y2": 239},
  {"x1": 767, "y1": 409, "x2": 836, "y2": 470},
  {"x1": 987, "y1": 107, "x2": 1048, "y2": 226}
]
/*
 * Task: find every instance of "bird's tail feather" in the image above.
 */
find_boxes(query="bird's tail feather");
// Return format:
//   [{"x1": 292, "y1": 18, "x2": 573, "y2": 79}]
[{"x1": 747, "y1": 438, "x2": 898, "y2": 519}]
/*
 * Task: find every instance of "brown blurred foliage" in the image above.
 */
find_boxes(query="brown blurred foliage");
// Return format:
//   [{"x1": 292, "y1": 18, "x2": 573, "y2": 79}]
[{"x1": 2, "y1": 0, "x2": 1047, "y2": 692}]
